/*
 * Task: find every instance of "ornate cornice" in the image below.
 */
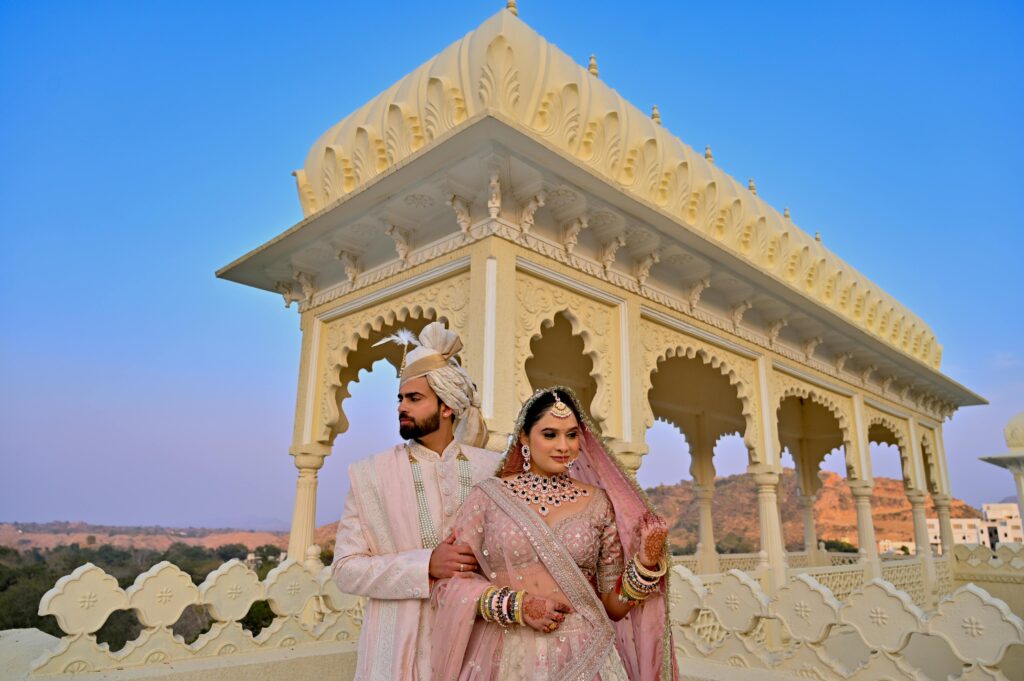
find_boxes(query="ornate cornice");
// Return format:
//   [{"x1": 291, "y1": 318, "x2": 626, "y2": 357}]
[{"x1": 296, "y1": 9, "x2": 942, "y2": 369}]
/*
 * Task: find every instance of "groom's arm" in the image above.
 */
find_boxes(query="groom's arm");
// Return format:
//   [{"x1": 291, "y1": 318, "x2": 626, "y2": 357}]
[{"x1": 331, "y1": 491, "x2": 433, "y2": 600}]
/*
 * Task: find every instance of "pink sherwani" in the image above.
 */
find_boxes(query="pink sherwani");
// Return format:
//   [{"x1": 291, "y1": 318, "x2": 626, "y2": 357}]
[{"x1": 332, "y1": 440, "x2": 500, "y2": 681}]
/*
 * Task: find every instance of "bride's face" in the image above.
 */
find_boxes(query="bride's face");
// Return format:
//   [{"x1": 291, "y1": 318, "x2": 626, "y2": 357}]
[{"x1": 521, "y1": 409, "x2": 581, "y2": 476}]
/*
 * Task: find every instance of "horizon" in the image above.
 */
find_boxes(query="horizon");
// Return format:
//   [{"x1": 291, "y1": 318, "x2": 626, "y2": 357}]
[{"x1": 1, "y1": 1, "x2": 1021, "y2": 529}]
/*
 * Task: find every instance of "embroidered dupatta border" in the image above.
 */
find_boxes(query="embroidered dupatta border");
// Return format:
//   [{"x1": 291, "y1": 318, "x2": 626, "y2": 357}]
[{"x1": 478, "y1": 477, "x2": 615, "y2": 681}]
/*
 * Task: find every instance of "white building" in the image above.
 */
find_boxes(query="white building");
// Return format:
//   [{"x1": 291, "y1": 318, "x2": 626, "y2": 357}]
[{"x1": 927, "y1": 502, "x2": 1023, "y2": 552}]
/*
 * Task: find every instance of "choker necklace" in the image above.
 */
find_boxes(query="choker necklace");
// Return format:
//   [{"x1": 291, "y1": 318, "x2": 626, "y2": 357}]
[{"x1": 502, "y1": 471, "x2": 589, "y2": 516}]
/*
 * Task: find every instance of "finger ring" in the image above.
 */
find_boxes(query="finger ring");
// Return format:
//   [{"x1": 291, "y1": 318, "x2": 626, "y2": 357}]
[
  {"x1": 547, "y1": 622, "x2": 558, "y2": 632},
  {"x1": 458, "y1": 563, "x2": 464, "y2": 572}
]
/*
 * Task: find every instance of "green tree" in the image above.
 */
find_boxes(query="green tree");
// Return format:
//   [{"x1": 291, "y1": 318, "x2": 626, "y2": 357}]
[{"x1": 214, "y1": 544, "x2": 249, "y2": 562}]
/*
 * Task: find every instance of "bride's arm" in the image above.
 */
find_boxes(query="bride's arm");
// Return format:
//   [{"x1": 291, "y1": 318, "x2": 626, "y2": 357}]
[{"x1": 598, "y1": 507, "x2": 669, "y2": 621}]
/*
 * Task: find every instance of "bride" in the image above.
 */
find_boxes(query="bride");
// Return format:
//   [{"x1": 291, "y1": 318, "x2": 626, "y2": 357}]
[{"x1": 431, "y1": 388, "x2": 677, "y2": 680}]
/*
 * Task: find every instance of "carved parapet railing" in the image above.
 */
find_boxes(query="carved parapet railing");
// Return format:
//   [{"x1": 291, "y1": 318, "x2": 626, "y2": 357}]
[
  {"x1": 788, "y1": 562, "x2": 867, "y2": 602},
  {"x1": 880, "y1": 555, "x2": 927, "y2": 608},
  {"x1": 827, "y1": 551, "x2": 861, "y2": 566},
  {"x1": 786, "y1": 551, "x2": 811, "y2": 569},
  {"x1": 717, "y1": 552, "x2": 766, "y2": 573},
  {"x1": 672, "y1": 554, "x2": 698, "y2": 572},
  {"x1": 951, "y1": 543, "x2": 1024, "y2": 620},
  {"x1": 670, "y1": 565, "x2": 1024, "y2": 680},
  {"x1": 934, "y1": 554, "x2": 955, "y2": 599},
  {"x1": 29, "y1": 558, "x2": 362, "y2": 676}
]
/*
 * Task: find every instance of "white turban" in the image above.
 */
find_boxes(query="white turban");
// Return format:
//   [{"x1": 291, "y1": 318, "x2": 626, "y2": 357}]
[{"x1": 379, "y1": 322, "x2": 488, "y2": 448}]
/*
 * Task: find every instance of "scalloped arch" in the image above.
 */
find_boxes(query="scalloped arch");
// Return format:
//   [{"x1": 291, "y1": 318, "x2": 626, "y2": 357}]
[
  {"x1": 775, "y1": 385, "x2": 858, "y2": 479},
  {"x1": 518, "y1": 308, "x2": 608, "y2": 432},
  {"x1": 866, "y1": 413, "x2": 915, "y2": 489},
  {"x1": 648, "y1": 344, "x2": 759, "y2": 465}
]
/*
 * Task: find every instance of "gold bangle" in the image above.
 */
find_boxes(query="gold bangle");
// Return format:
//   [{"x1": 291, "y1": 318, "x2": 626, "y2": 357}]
[
  {"x1": 514, "y1": 590, "x2": 526, "y2": 625},
  {"x1": 633, "y1": 554, "x2": 667, "y2": 580}
]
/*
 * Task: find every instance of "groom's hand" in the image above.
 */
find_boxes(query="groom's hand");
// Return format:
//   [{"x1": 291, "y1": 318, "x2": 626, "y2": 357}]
[{"x1": 429, "y1": 533, "x2": 479, "y2": 579}]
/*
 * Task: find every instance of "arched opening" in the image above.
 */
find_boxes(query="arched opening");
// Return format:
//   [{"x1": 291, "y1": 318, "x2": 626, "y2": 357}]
[
  {"x1": 645, "y1": 353, "x2": 748, "y2": 573},
  {"x1": 868, "y1": 422, "x2": 914, "y2": 559},
  {"x1": 525, "y1": 312, "x2": 598, "y2": 426},
  {"x1": 777, "y1": 395, "x2": 849, "y2": 565}
]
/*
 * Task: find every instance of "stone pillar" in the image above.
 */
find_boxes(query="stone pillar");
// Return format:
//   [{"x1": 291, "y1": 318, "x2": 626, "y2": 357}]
[
  {"x1": 799, "y1": 491, "x2": 820, "y2": 563},
  {"x1": 694, "y1": 483, "x2": 720, "y2": 574},
  {"x1": 750, "y1": 465, "x2": 787, "y2": 590},
  {"x1": 932, "y1": 493, "x2": 955, "y2": 556},
  {"x1": 906, "y1": 488, "x2": 937, "y2": 600},
  {"x1": 287, "y1": 444, "x2": 330, "y2": 562},
  {"x1": 848, "y1": 480, "x2": 881, "y2": 578}
]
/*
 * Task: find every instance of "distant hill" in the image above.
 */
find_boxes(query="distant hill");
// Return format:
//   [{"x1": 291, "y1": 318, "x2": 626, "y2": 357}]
[
  {"x1": 3, "y1": 471, "x2": 983, "y2": 556},
  {"x1": 0, "y1": 521, "x2": 287, "y2": 552},
  {"x1": 645, "y1": 469, "x2": 981, "y2": 551}
]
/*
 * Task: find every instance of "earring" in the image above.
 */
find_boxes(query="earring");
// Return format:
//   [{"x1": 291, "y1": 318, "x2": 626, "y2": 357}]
[
  {"x1": 521, "y1": 444, "x2": 531, "y2": 472},
  {"x1": 566, "y1": 456, "x2": 577, "y2": 471}
]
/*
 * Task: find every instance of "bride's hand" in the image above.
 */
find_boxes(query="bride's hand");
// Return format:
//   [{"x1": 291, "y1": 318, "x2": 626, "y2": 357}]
[
  {"x1": 521, "y1": 594, "x2": 573, "y2": 634},
  {"x1": 638, "y1": 511, "x2": 668, "y2": 569}
]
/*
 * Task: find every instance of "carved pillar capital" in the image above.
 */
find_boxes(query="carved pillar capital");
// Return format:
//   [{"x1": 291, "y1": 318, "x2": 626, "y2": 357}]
[{"x1": 905, "y1": 488, "x2": 928, "y2": 507}]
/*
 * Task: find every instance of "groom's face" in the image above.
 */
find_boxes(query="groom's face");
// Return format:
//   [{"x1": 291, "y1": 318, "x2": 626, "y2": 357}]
[{"x1": 397, "y1": 376, "x2": 450, "y2": 439}]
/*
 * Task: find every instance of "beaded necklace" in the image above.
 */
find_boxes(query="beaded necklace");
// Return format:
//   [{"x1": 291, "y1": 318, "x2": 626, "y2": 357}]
[
  {"x1": 501, "y1": 471, "x2": 589, "y2": 516},
  {"x1": 407, "y1": 445, "x2": 473, "y2": 549}
]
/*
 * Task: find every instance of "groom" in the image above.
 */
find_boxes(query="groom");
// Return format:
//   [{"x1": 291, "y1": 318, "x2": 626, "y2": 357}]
[{"x1": 331, "y1": 322, "x2": 500, "y2": 681}]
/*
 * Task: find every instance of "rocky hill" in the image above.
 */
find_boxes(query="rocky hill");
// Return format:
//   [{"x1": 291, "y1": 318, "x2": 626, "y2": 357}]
[
  {"x1": 4, "y1": 471, "x2": 981, "y2": 556},
  {"x1": 645, "y1": 469, "x2": 981, "y2": 551}
]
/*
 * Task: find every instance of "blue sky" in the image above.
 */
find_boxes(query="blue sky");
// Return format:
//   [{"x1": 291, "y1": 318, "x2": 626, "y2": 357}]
[{"x1": 1, "y1": 1, "x2": 1021, "y2": 529}]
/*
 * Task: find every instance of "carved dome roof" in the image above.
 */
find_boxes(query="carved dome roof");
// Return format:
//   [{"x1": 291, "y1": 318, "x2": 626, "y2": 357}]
[
  {"x1": 294, "y1": 8, "x2": 942, "y2": 369},
  {"x1": 1006, "y1": 411, "x2": 1024, "y2": 449}
]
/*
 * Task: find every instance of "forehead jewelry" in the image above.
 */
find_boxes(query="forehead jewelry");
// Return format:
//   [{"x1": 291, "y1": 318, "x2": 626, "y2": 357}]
[{"x1": 549, "y1": 391, "x2": 573, "y2": 419}]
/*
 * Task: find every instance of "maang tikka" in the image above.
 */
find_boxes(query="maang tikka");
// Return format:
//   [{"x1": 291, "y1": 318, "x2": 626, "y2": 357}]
[{"x1": 549, "y1": 391, "x2": 573, "y2": 419}]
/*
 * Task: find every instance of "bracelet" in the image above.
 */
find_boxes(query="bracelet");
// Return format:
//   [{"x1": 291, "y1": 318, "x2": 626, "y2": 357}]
[
  {"x1": 513, "y1": 590, "x2": 526, "y2": 625},
  {"x1": 630, "y1": 548, "x2": 671, "y2": 577},
  {"x1": 479, "y1": 587, "x2": 496, "y2": 621}
]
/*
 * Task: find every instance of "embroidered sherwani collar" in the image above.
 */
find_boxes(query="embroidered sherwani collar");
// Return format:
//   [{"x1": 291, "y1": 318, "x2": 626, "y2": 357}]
[{"x1": 406, "y1": 438, "x2": 460, "y2": 462}]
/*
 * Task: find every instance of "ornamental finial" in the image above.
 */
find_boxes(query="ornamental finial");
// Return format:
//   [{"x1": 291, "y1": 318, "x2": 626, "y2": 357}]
[
  {"x1": 588, "y1": 54, "x2": 599, "y2": 77},
  {"x1": 506, "y1": 0, "x2": 518, "y2": 16},
  {"x1": 651, "y1": 105, "x2": 661, "y2": 126},
  {"x1": 705, "y1": 145, "x2": 714, "y2": 163},
  {"x1": 815, "y1": 231, "x2": 822, "y2": 242},
  {"x1": 748, "y1": 178, "x2": 757, "y2": 195},
  {"x1": 784, "y1": 207, "x2": 791, "y2": 219}
]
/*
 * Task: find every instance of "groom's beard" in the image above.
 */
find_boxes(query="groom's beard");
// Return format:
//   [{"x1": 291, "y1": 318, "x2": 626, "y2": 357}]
[{"x1": 399, "y1": 405, "x2": 442, "y2": 440}]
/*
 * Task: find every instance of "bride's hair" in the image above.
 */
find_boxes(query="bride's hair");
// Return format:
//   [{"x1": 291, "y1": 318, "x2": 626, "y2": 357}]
[{"x1": 521, "y1": 389, "x2": 586, "y2": 434}]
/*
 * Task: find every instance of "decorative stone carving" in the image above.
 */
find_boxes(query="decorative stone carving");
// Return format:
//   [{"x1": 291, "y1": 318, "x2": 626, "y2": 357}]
[
  {"x1": 446, "y1": 195, "x2": 472, "y2": 234},
  {"x1": 199, "y1": 559, "x2": 264, "y2": 623},
  {"x1": 37, "y1": 563, "x2": 129, "y2": 636},
  {"x1": 294, "y1": 271, "x2": 317, "y2": 301},
  {"x1": 519, "y1": 190, "x2": 545, "y2": 238},
  {"x1": 802, "y1": 336, "x2": 823, "y2": 360},
  {"x1": 561, "y1": 216, "x2": 588, "y2": 253},
  {"x1": 704, "y1": 570, "x2": 769, "y2": 633},
  {"x1": 334, "y1": 250, "x2": 361, "y2": 283},
  {"x1": 487, "y1": 170, "x2": 501, "y2": 219},
  {"x1": 767, "y1": 318, "x2": 788, "y2": 345},
  {"x1": 514, "y1": 272, "x2": 614, "y2": 430},
  {"x1": 772, "y1": 372, "x2": 855, "y2": 472},
  {"x1": 599, "y1": 235, "x2": 626, "y2": 273},
  {"x1": 730, "y1": 300, "x2": 752, "y2": 329},
  {"x1": 635, "y1": 252, "x2": 659, "y2": 287},
  {"x1": 772, "y1": 573, "x2": 841, "y2": 643},
  {"x1": 126, "y1": 561, "x2": 200, "y2": 629},
  {"x1": 668, "y1": 565, "x2": 707, "y2": 626},
  {"x1": 274, "y1": 281, "x2": 303, "y2": 309},
  {"x1": 318, "y1": 272, "x2": 472, "y2": 441},
  {"x1": 839, "y1": 579, "x2": 925, "y2": 653},
  {"x1": 384, "y1": 223, "x2": 412, "y2": 265},
  {"x1": 928, "y1": 583, "x2": 1024, "y2": 667},
  {"x1": 264, "y1": 560, "x2": 319, "y2": 618},
  {"x1": 296, "y1": 11, "x2": 942, "y2": 367},
  {"x1": 639, "y1": 318, "x2": 760, "y2": 462},
  {"x1": 686, "y1": 277, "x2": 711, "y2": 311}
]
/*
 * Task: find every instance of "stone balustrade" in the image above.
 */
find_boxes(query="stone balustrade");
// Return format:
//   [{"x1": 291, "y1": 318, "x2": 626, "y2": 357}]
[
  {"x1": 951, "y1": 543, "x2": 1024, "y2": 622},
  {"x1": 26, "y1": 558, "x2": 361, "y2": 677},
  {"x1": 9, "y1": 550, "x2": 1024, "y2": 680}
]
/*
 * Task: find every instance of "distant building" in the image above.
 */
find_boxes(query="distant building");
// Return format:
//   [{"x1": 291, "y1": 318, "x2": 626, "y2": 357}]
[
  {"x1": 879, "y1": 538, "x2": 916, "y2": 555},
  {"x1": 927, "y1": 503, "x2": 1023, "y2": 552}
]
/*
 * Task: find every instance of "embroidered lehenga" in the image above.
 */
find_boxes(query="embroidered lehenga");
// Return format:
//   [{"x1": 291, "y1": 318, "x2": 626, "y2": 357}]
[{"x1": 431, "y1": 389, "x2": 676, "y2": 681}]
